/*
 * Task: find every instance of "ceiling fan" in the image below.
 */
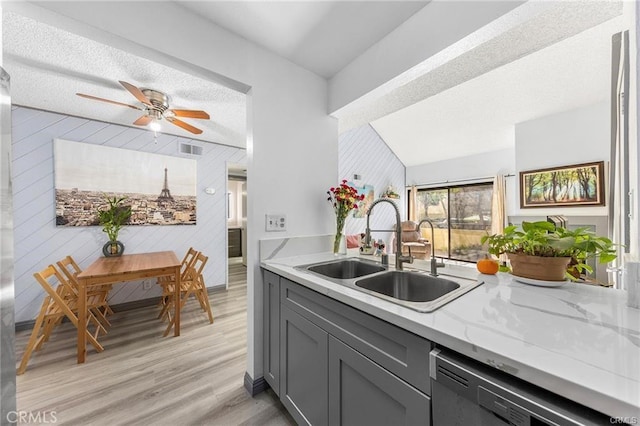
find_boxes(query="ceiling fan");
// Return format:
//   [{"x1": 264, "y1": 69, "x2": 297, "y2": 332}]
[{"x1": 76, "y1": 81, "x2": 210, "y2": 135}]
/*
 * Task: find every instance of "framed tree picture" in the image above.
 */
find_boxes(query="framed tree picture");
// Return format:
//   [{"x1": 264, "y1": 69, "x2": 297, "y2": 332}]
[{"x1": 520, "y1": 161, "x2": 605, "y2": 208}]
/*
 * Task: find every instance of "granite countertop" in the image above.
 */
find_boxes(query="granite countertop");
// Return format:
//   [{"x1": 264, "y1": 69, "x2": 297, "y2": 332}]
[{"x1": 261, "y1": 252, "x2": 640, "y2": 419}]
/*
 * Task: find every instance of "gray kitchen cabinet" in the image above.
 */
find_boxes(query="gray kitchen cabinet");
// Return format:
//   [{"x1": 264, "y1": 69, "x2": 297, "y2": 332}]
[
  {"x1": 228, "y1": 228, "x2": 242, "y2": 257},
  {"x1": 280, "y1": 276, "x2": 432, "y2": 395},
  {"x1": 328, "y1": 335, "x2": 430, "y2": 426},
  {"x1": 262, "y1": 270, "x2": 280, "y2": 395},
  {"x1": 261, "y1": 268, "x2": 433, "y2": 425},
  {"x1": 280, "y1": 305, "x2": 328, "y2": 426}
]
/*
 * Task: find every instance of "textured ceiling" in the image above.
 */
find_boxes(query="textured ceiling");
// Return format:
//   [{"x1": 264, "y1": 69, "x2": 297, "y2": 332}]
[
  {"x1": 327, "y1": 0, "x2": 624, "y2": 167},
  {"x1": 177, "y1": 1, "x2": 428, "y2": 78},
  {"x1": 2, "y1": 11, "x2": 247, "y2": 148},
  {"x1": 370, "y1": 15, "x2": 623, "y2": 167},
  {"x1": 2, "y1": 1, "x2": 625, "y2": 167}
]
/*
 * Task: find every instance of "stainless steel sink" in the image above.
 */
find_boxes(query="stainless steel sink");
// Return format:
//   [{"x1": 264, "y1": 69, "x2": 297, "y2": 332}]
[
  {"x1": 296, "y1": 258, "x2": 483, "y2": 313},
  {"x1": 355, "y1": 271, "x2": 460, "y2": 302},
  {"x1": 305, "y1": 258, "x2": 386, "y2": 279}
]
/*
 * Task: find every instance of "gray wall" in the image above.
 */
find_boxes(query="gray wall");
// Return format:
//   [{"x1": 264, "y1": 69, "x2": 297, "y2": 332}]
[
  {"x1": 339, "y1": 124, "x2": 405, "y2": 247},
  {"x1": 12, "y1": 106, "x2": 246, "y2": 323}
]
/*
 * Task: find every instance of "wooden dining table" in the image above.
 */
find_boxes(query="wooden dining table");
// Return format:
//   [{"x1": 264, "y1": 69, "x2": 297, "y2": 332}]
[{"x1": 75, "y1": 251, "x2": 182, "y2": 363}]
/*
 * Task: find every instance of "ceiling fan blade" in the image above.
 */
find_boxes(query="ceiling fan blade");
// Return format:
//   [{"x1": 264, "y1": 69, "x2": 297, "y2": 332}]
[
  {"x1": 119, "y1": 80, "x2": 152, "y2": 106},
  {"x1": 167, "y1": 117, "x2": 203, "y2": 135},
  {"x1": 169, "y1": 109, "x2": 210, "y2": 120},
  {"x1": 76, "y1": 93, "x2": 142, "y2": 110},
  {"x1": 133, "y1": 115, "x2": 152, "y2": 126}
]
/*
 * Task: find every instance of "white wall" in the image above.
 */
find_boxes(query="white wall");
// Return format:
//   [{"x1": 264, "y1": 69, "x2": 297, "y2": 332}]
[
  {"x1": 339, "y1": 124, "x2": 405, "y2": 248},
  {"x1": 5, "y1": 2, "x2": 338, "y2": 382},
  {"x1": 11, "y1": 106, "x2": 246, "y2": 323},
  {"x1": 514, "y1": 101, "x2": 609, "y2": 217},
  {"x1": 406, "y1": 102, "x2": 610, "y2": 221},
  {"x1": 407, "y1": 147, "x2": 515, "y2": 187}
]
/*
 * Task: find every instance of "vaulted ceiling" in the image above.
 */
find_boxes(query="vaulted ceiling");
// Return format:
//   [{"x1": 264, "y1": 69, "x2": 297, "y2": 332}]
[{"x1": 2, "y1": 1, "x2": 627, "y2": 166}]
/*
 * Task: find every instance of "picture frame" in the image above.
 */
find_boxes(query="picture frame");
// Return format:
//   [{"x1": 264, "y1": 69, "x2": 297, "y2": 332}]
[
  {"x1": 348, "y1": 182, "x2": 374, "y2": 218},
  {"x1": 54, "y1": 139, "x2": 197, "y2": 226},
  {"x1": 520, "y1": 161, "x2": 605, "y2": 208}
]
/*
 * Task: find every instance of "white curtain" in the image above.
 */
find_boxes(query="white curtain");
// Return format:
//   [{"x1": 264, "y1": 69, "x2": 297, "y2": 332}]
[
  {"x1": 491, "y1": 174, "x2": 506, "y2": 236},
  {"x1": 491, "y1": 174, "x2": 507, "y2": 263},
  {"x1": 408, "y1": 185, "x2": 417, "y2": 222}
]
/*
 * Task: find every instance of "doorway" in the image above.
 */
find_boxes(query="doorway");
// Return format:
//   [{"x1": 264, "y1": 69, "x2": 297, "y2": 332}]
[{"x1": 227, "y1": 163, "x2": 247, "y2": 288}]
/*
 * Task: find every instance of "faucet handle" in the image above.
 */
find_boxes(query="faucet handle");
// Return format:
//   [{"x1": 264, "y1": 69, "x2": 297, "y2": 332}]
[{"x1": 399, "y1": 254, "x2": 413, "y2": 264}]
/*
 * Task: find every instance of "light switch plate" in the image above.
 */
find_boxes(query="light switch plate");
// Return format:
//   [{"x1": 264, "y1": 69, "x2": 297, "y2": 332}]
[{"x1": 266, "y1": 214, "x2": 286, "y2": 232}]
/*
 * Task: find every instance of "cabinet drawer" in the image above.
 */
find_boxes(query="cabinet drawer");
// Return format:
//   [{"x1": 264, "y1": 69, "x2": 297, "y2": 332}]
[
  {"x1": 329, "y1": 336, "x2": 430, "y2": 426},
  {"x1": 281, "y1": 278, "x2": 432, "y2": 395}
]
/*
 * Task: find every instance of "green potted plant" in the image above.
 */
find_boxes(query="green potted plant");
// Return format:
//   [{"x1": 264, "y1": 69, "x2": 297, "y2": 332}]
[
  {"x1": 481, "y1": 221, "x2": 616, "y2": 281},
  {"x1": 97, "y1": 195, "x2": 132, "y2": 257}
]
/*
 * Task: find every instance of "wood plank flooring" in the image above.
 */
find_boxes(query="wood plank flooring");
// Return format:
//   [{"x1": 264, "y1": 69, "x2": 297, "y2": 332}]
[{"x1": 15, "y1": 258, "x2": 294, "y2": 426}]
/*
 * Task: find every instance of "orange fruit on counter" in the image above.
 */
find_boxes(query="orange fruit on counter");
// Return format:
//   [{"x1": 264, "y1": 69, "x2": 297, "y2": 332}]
[{"x1": 477, "y1": 258, "x2": 499, "y2": 275}]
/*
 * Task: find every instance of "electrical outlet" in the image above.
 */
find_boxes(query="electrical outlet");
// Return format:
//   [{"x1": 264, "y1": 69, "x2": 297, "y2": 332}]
[
  {"x1": 143, "y1": 280, "x2": 152, "y2": 290},
  {"x1": 265, "y1": 214, "x2": 287, "y2": 232}
]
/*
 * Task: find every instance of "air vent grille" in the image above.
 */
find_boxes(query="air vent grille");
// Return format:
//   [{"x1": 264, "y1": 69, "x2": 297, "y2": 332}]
[{"x1": 179, "y1": 142, "x2": 203, "y2": 156}]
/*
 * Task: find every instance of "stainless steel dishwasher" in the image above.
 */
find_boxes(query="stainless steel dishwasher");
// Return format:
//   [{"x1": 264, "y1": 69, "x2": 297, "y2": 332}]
[{"x1": 429, "y1": 348, "x2": 610, "y2": 426}]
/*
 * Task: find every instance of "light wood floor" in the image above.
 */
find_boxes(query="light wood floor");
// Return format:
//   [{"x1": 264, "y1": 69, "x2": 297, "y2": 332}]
[{"x1": 15, "y1": 258, "x2": 294, "y2": 426}]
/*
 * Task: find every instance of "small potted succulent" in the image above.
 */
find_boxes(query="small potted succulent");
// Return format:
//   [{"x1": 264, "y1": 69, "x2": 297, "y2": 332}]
[
  {"x1": 481, "y1": 221, "x2": 616, "y2": 281},
  {"x1": 97, "y1": 195, "x2": 132, "y2": 257}
]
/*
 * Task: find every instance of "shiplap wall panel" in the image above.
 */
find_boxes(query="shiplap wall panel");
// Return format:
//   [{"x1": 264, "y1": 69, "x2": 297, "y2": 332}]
[
  {"x1": 339, "y1": 124, "x2": 405, "y2": 248},
  {"x1": 12, "y1": 107, "x2": 246, "y2": 322}
]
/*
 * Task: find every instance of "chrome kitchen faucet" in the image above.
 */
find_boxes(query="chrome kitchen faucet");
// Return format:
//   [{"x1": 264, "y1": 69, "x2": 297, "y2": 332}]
[{"x1": 365, "y1": 198, "x2": 413, "y2": 271}]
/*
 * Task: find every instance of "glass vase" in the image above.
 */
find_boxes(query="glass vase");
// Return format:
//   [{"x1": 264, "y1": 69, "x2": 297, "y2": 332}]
[{"x1": 333, "y1": 232, "x2": 347, "y2": 255}]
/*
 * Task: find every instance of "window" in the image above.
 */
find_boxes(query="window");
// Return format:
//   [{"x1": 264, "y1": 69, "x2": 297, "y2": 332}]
[{"x1": 411, "y1": 183, "x2": 493, "y2": 262}]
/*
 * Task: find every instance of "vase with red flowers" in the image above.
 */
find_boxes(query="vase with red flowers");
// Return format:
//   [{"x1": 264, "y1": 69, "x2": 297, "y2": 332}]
[{"x1": 327, "y1": 180, "x2": 364, "y2": 255}]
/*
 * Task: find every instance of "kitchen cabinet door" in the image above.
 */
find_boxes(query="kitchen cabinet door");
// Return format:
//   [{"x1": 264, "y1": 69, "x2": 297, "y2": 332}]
[
  {"x1": 263, "y1": 270, "x2": 280, "y2": 395},
  {"x1": 328, "y1": 336, "x2": 430, "y2": 426},
  {"x1": 280, "y1": 305, "x2": 328, "y2": 426}
]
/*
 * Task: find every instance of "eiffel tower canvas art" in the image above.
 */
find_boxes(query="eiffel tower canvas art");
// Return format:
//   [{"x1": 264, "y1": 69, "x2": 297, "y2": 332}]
[
  {"x1": 54, "y1": 140, "x2": 197, "y2": 227},
  {"x1": 157, "y1": 168, "x2": 174, "y2": 203}
]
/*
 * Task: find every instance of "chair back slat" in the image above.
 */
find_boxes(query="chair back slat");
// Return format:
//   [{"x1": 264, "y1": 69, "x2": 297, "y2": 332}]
[
  {"x1": 56, "y1": 256, "x2": 83, "y2": 289},
  {"x1": 180, "y1": 248, "x2": 199, "y2": 279},
  {"x1": 184, "y1": 252, "x2": 207, "y2": 282}
]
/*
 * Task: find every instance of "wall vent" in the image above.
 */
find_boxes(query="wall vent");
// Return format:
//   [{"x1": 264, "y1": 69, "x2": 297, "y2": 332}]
[{"x1": 179, "y1": 142, "x2": 203, "y2": 156}]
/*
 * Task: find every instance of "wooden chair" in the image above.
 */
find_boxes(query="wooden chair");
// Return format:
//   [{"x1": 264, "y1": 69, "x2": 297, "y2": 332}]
[
  {"x1": 160, "y1": 252, "x2": 214, "y2": 337},
  {"x1": 392, "y1": 220, "x2": 432, "y2": 260},
  {"x1": 156, "y1": 247, "x2": 199, "y2": 319},
  {"x1": 18, "y1": 265, "x2": 106, "y2": 375},
  {"x1": 57, "y1": 255, "x2": 113, "y2": 328}
]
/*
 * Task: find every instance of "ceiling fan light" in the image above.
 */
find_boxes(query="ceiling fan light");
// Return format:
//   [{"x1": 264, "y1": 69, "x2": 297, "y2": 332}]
[{"x1": 149, "y1": 121, "x2": 161, "y2": 132}]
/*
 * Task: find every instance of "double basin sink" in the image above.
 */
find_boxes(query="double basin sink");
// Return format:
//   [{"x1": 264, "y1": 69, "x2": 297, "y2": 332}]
[{"x1": 296, "y1": 257, "x2": 483, "y2": 312}]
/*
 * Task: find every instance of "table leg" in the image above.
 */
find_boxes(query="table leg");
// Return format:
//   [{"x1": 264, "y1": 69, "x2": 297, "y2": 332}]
[
  {"x1": 78, "y1": 280, "x2": 87, "y2": 363},
  {"x1": 174, "y1": 265, "x2": 181, "y2": 337}
]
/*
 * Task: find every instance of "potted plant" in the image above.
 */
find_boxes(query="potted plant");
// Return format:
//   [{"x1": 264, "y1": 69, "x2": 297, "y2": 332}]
[
  {"x1": 97, "y1": 195, "x2": 132, "y2": 257},
  {"x1": 481, "y1": 221, "x2": 616, "y2": 281}
]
